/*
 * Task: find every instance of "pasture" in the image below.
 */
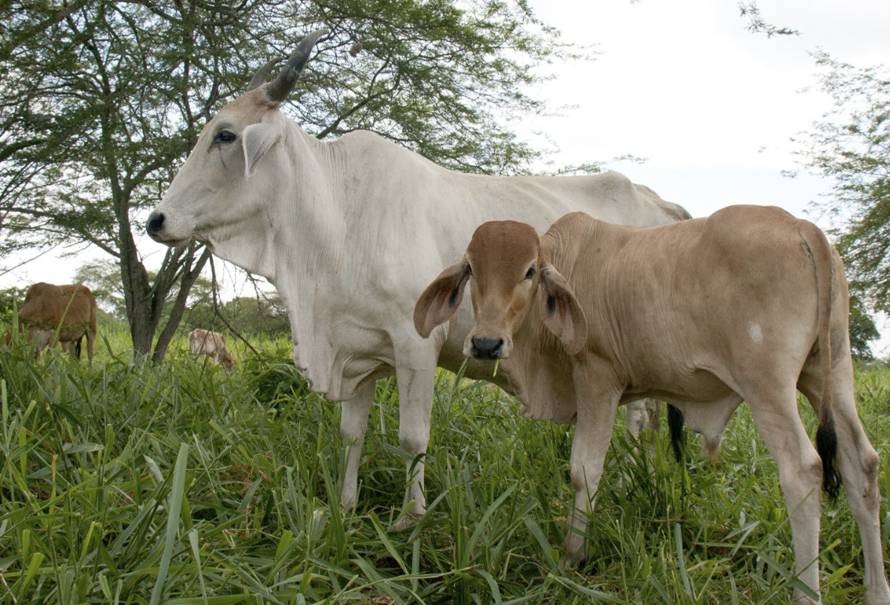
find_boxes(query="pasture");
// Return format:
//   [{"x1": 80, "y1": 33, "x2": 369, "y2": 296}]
[{"x1": 1, "y1": 325, "x2": 889, "y2": 604}]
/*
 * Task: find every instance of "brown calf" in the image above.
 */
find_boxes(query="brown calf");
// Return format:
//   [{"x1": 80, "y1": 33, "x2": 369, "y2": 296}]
[{"x1": 414, "y1": 206, "x2": 890, "y2": 605}]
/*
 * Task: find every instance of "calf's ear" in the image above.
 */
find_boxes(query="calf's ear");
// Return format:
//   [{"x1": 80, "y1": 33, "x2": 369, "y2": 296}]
[
  {"x1": 414, "y1": 260, "x2": 471, "y2": 338},
  {"x1": 539, "y1": 264, "x2": 588, "y2": 355},
  {"x1": 242, "y1": 122, "x2": 280, "y2": 178}
]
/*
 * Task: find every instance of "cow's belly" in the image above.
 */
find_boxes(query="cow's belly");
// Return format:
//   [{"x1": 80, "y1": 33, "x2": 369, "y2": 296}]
[
  {"x1": 25, "y1": 320, "x2": 88, "y2": 341},
  {"x1": 625, "y1": 367, "x2": 736, "y2": 404}
]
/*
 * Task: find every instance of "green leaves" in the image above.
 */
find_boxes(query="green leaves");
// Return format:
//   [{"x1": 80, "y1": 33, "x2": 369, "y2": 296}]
[
  {"x1": 1, "y1": 0, "x2": 576, "y2": 360},
  {"x1": 8, "y1": 306, "x2": 889, "y2": 601},
  {"x1": 149, "y1": 442, "x2": 190, "y2": 605},
  {"x1": 799, "y1": 53, "x2": 890, "y2": 317}
]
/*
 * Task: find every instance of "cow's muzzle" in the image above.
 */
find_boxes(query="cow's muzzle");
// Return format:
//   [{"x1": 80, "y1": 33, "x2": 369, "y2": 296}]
[
  {"x1": 470, "y1": 336, "x2": 504, "y2": 359},
  {"x1": 146, "y1": 211, "x2": 165, "y2": 240}
]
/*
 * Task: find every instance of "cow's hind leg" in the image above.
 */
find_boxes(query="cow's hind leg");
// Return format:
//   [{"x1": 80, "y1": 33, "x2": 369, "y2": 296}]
[
  {"x1": 626, "y1": 398, "x2": 659, "y2": 461},
  {"x1": 746, "y1": 385, "x2": 823, "y2": 604},
  {"x1": 339, "y1": 379, "x2": 375, "y2": 511},
  {"x1": 86, "y1": 331, "x2": 94, "y2": 365},
  {"x1": 626, "y1": 399, "x2": 650, "y2": 440},
  {"x1": 802, "y1": 358, "x2": 890, "y2": 605}
]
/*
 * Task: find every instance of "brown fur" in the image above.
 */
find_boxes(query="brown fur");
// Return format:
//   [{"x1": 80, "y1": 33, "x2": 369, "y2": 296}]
[
  {"x1": 18, "y1": 282, "x2": 97, "y2": 364},
  {"x1": 414, "y1": 205, "x2": 889, "y2": 602}
]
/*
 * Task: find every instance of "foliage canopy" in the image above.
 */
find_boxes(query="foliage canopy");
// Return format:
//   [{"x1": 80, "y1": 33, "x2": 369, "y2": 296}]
[{"x1": 0, "y1": 1, "x2": 572, "y2": 359}]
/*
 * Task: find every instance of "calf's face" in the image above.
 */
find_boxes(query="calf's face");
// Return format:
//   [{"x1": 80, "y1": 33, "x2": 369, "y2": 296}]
[{"x1": 414, "y1": 220, "x2": 588, "y2": 360}]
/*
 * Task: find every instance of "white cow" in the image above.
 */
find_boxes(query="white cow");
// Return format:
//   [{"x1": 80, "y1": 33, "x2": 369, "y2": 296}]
[
  {"x1": 147, "y1": 31, "x2": 689, "y2": 527},
  {"x1": 189, "y1": 328, "x2": 235, "y2": 369}
]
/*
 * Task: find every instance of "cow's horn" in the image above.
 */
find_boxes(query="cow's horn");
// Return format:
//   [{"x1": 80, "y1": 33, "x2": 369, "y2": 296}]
[
  {"x1": 265, "y1": 28, "x2": 328, "y2": 102},
  {"x1": 247, "y1": 59, "x2": 276, "y2": 91}
]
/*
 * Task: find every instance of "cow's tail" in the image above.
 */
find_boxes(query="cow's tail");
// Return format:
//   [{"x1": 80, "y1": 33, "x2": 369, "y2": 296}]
[
  {"x1": 667, "y1": 404, "x2": 685, "y2": 463},
  {"x1": 803, "y1": 222, "x2": 841, "y2": 500}
]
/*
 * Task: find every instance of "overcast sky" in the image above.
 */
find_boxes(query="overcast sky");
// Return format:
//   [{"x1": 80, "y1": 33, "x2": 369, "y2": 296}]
[{"x1": 2, "y1": 0, "x2": 889, "y2": 355}]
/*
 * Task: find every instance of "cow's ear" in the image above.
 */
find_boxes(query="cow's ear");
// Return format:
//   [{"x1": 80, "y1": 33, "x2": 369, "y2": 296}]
[
  {"x1": 242, "y1": 122, "x2": 280, "y2": 178},
  {"x1": 539, "y1": 263, "x2": 587, "y2": 355},
  {"x1": 414, "y1": 259, "x2": 471, "y2": 338}
]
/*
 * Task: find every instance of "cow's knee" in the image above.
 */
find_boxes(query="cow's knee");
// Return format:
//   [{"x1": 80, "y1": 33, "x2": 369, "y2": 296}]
[
  {"x1": 785, "y1": 448, "x2": 823, "y2": 499},
  {"x1": 861, "y1": 447, "x2": 880, "y2": 483},
  {"x1": 398, "y1": 407, "x2": 430, "y2": 456},
  {"x1": 399, "y1": 431, "x2": 427, "y2": 456}
]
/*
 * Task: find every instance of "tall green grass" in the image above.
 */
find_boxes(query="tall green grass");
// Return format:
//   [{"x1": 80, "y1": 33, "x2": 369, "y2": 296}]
[{"x1": 1, "y1": 326, "x2": 889, "y2": 603}]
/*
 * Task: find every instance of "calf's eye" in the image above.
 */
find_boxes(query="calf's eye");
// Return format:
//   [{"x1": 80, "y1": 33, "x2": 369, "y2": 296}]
[
  {"x1": 213, "y1": 130, "x2": 237, "y2": 144},
  {"x1": 525, "y1": 266, "x2": 536, "y2": 280}
]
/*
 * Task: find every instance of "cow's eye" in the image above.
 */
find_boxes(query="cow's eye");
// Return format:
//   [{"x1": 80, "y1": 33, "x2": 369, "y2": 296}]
[
  {"x1": 213, "y1": 130, "x2": 237, "y2": 144},
  {"x1": 525, "y1": 266, "x2": 536, "y2": 280}
]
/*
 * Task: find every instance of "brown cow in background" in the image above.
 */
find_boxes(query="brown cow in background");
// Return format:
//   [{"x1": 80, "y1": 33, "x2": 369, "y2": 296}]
[{"x1": 17, "y1": 283, "x2": 97, "y2": 363}]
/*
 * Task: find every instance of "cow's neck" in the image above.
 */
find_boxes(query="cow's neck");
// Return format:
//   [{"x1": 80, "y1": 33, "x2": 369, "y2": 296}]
[
  {"x1": 206, "y1": 213, "x2": 279, "y2": 279},
  {"x1": 501, "y1": 306, "x2": 579, "y2": 423},
  {"x1": 208, "y1": 122, "x2": 345, "y2": 284},
  {"x1": 207, "y1": 121, "x2": 366, "y2": 397}
]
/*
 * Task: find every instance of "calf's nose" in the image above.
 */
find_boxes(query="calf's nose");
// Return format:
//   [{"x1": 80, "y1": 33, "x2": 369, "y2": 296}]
[
  {"x1": 146, "y1": 211, "x2": 165, "y2": 237},
  {"x1": 470, "y1": 336, "x2": 504, "y2": 359}
]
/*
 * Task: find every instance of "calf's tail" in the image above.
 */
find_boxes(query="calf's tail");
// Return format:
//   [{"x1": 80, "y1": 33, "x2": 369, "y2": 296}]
[
  {"x1": 804, "y1": 222, "x2": 841, "y2": 499},
  {"x1": 667, "y1": 404, "x2": 685, "y2": 463}
]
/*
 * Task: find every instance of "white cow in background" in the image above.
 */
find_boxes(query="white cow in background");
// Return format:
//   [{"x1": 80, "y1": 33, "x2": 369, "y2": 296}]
[
  {"x1": 147, "y1": 30, "x2": 690, "y2": 528},
  {"x1": 189, "y1": 328, "x2": 235, "y2": 370}
]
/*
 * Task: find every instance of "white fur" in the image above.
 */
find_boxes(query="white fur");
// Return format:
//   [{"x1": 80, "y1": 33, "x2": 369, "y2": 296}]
[{"x1": 150, "y1": 95, "x2": 687, "y2": 523}]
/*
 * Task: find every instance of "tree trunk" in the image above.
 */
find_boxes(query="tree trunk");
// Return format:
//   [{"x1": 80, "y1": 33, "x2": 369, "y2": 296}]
[
  {"x1": 118, "y1": 232, "x2": 155, "y2": 358},
  {"x1": 152, "y1": 247, "x2": 211, "y2": 363}
]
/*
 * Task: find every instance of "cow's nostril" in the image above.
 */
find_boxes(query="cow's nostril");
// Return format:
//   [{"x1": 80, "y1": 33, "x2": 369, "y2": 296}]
[
  {"x1": 471, "y1": 336, "x2": 504, "y2": 359},
  {"x1": 146, "y1": 211, "x2": 165, "y2": 236}
]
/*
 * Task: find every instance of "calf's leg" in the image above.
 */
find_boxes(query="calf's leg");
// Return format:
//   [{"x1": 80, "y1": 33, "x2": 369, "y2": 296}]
[
  {"x1": 747, "y1": 386, "x2": 823, "y2": 604},
  {"x1": 827, "y1": 362, "x2": 890, "y2": 605},
  {"x1": 564, "y1": 362, "x2": 620, "y2": 566}
]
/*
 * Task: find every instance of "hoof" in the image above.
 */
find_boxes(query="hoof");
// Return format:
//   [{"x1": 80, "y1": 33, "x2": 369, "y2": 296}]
[
  {"x1": 559, "y1": 540, "x2": 587, "y2": 570},
  {"x1": 340, "y1": 493, "x2": 357, "y2": 512},
  {"x1": 560, "y1": 535, "x2": 586, "y2": 569},
  {"x1": 390, "y1": 512, "x2": 421, "y2": 532},
  {"x1": 559, "y1": 551, "x2": 586, "y2": 570}
]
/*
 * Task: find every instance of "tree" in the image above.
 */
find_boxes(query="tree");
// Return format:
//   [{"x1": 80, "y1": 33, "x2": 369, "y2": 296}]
[
  {"x1": 186, "y1": 294, "x2": 290, "y2": 337},
  {"x1": 1, "y1": 1, "x2": 571, "y2": 360},
  {"x1": 796, "y1": 52, "x2": 890, "y2": 315},
  {"x1": 848, "y1": 294, "x2": 880, "y2": 360},
  {"x1": 74, "y1": 258, "x2": 213, "y2": 323},
  {"x1": 737, "y1": 1, "x2": 799, "y2": 37},
  {"x1": 0, "y1": 286, "x2": 27, "y2": 324}
]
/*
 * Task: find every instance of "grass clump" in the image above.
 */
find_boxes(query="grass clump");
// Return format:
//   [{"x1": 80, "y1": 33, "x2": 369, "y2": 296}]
[{"x1": 1, "y1": 328, "x2": 889, "y2": 603}]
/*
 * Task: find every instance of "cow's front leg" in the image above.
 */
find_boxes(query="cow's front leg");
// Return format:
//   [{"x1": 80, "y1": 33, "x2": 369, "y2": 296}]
[
  {"x1": 339, "y1": 379, "x2": 375, "y2": 511},
  {"x1": 563, "y1": 361, "x2": 621, "y2": 566},
  {"x1": 391, "y1": 345, "x2": 438, "y2": 531}
]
